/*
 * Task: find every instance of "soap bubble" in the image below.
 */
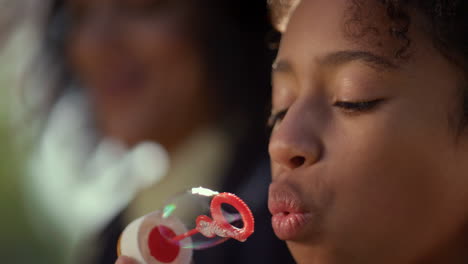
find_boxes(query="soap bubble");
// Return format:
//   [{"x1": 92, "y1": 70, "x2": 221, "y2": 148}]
[{"x1": 118, "y1": 187, "x2": 254, "y2": 264}]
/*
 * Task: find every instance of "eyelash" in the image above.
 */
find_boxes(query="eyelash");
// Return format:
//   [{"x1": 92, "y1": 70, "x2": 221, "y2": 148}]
[
  {"x1": 333, "y1": 99, "x2": 383, "y2": 113},
  {"x1": 268, "y1": 109, "x2": 288, "y2": 128},
  {"x1": 268, "y1": 99, "x2": 383, "y2": 127}
]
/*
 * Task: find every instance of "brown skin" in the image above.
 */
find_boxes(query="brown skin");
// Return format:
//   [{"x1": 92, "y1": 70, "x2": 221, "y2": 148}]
[
  {"x1": 66, "y1": 0, "x2": 214, "y2": 150},
  {"x1": 115, "y1": 256, "x2": 137, "y2": 264},
  {"x1": 269, "y1": 0, "x2": 468, "y2": 263}
]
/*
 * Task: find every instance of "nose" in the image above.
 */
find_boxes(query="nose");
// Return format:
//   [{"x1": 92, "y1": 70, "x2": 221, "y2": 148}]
[
  {"x1": 268, "y1": 105, "x2": 323, "y2": 170},
  {"x1": 70, "y1": 6, "x2": 125, "y2": 70}
]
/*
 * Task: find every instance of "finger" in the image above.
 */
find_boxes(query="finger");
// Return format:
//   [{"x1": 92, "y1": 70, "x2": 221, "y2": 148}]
[{"x1": 115, "y1": 256, "x2": 138, "y2": 264}]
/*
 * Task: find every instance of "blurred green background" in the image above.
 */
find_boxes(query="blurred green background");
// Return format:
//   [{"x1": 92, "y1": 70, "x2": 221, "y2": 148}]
[{"x1": 0, "y1": 29, "x2": 60, "y2": 264}]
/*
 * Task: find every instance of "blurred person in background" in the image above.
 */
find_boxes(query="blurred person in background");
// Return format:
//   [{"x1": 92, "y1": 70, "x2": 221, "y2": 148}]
[{"x1": 25, "y1": 0, "x2": 295, "y2": 263}]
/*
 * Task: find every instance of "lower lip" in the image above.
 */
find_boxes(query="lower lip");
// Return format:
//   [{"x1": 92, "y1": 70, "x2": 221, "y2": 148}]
[{"x1": 271, "y1": 212, "x2": 310, "y2": 240}]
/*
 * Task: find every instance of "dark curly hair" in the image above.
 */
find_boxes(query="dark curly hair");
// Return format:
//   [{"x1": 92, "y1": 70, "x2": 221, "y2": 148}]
[
  {"x1": 269, "y1": 0, "x2": 468, "y2": 129},
  {"x1": 374, "y1": 0, "x2": 468, "y2": 129}
]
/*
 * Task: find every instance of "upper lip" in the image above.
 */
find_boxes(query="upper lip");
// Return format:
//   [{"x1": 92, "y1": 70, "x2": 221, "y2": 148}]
[{"x1": 268, "y1": 182, "x2": 307, "y2": 215}]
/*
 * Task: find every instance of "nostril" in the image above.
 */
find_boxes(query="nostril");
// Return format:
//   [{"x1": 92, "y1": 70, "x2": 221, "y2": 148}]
[{"x1": 290, "y1": 156, "x2": 305, "y2": 168}]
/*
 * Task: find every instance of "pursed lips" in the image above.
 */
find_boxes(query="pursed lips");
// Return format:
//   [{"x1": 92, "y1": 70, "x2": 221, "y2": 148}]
[
  {"x1": 268, "y1": 182, "x2": 312, "y2": 240},
  {"x1": 268, "y1": 182, "x2": 307, "y2": 215}
]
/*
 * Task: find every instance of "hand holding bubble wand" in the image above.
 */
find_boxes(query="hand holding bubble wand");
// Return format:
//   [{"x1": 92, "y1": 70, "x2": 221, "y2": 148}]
[{"x1": 117, "y1": 187, "x2": 255, "y2": 264}]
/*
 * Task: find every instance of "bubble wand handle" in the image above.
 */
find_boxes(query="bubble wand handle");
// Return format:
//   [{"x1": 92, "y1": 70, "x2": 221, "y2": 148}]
[{"x1": 172, "y1": 229, "x2": 199, "y2": 241}]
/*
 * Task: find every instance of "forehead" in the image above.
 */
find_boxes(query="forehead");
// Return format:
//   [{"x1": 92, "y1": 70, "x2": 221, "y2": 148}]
[{"x1": 278, "y1": 0, "x2": 402, "y2": 64}]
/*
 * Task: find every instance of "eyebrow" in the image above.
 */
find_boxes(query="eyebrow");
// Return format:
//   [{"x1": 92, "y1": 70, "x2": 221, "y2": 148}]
[
  {"x1": 321, "y1": 50, "x2": 398, "y2": 70},
  {"x1": 272, "y1": 50, "x2": 398, "y2": 74}
]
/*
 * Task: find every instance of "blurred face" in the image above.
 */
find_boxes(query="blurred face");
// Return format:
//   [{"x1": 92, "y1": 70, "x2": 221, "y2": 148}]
[
  {"x1": 66, "y1": 0, "x2": 212, "y2": 149},
  {"x1": 268, "y1": 0, "x2": 468, "y2": 263}
]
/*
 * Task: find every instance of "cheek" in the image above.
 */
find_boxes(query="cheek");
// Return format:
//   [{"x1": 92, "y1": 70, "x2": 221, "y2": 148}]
[
  {"x1": 332, "y1": 134, "x2": 441, "y2": 225},
  {"x1": 324, "y1": 105, "x2": 466, "y2": 258}
]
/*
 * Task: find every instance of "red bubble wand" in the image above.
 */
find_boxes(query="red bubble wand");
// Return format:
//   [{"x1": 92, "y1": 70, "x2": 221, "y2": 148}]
[{"x1": 171, "y1": 192, "x2": 255, "y2": 243}]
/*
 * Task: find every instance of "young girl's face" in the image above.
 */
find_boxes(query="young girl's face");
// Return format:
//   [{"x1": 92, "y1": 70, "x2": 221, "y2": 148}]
[{"x1": 268, "y1": 0, "x2": 468, "y2": 263}]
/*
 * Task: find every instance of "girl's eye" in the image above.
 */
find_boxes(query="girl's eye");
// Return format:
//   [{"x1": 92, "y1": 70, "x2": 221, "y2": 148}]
[
  {"x1": 333, "y1": 99, "x2": 384, "y2": 113},
  {"x1": 268, "y1": 109, "x2": 288, "y2": 128}
]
